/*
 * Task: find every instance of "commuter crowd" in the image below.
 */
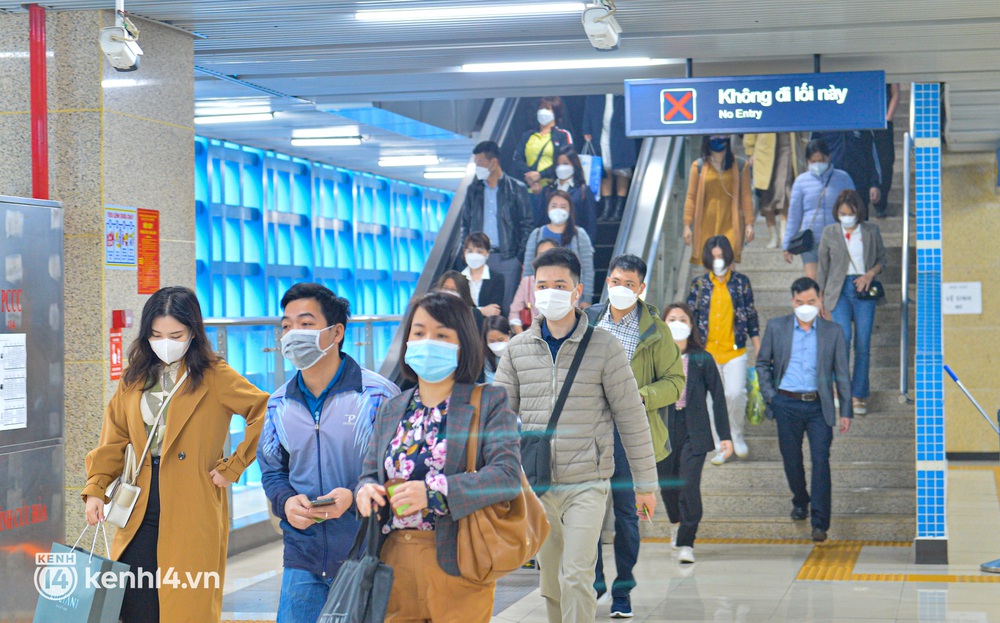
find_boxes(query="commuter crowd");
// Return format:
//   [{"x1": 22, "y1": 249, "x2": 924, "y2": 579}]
[{"x1": 80, "y1": 90, "x2": 898, "y2": 623}]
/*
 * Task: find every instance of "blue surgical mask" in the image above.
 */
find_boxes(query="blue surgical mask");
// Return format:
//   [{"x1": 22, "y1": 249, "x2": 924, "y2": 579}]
[
  {"x1": 709, "y1": 138, "x2": 729, "y2": 152},
  {"x1": 405, "y1": 339, "x2": 459, "y2": 383}
]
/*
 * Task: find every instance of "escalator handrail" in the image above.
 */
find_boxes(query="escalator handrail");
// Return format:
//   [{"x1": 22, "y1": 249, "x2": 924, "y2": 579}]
[{"x1": 378, "y1": 97, "x2": 521, "y2": 382}]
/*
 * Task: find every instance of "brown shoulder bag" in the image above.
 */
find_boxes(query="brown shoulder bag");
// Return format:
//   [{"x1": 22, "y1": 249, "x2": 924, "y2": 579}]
[{"x1": 456, "y1": 385, "x2": 551, "y2": 584}]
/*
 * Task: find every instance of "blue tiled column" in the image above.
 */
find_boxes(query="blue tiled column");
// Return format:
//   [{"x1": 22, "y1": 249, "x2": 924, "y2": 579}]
[{"x1": 912, "y1": 83, "x2": 948, "y2": 564}]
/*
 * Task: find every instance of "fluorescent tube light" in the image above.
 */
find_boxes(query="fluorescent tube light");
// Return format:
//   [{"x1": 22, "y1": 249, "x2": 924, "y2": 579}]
[
  {"x1": 356, "y1": 2, "x2": 584, "y2": 22},
  {"x1": 195, "y1": 105, "x2": 272, "y2": 116},
  {"x1": 291, "y1": 137, "x2": 363, "y2": 147},
  {"x1": 379, "y1": 156, "x2": 440, "y2": 167},
  {"x1": 194, "y1": 112, "x2": 275, "y2": 125},
  {"x1": 424, "y1": 168, "x2": 469, "y2": 180},
  {"x1": 292, "y1": 126, "x2": 361, "y2": 139},
  {"x1": 462, "y1": 58, "x2": 673, "y2": 73}
]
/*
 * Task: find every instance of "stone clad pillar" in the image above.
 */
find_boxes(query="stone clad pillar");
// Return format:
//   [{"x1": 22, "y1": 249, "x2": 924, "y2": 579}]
[{"x1": 0, "y1": 9, "x2": 194, "y2": 547}]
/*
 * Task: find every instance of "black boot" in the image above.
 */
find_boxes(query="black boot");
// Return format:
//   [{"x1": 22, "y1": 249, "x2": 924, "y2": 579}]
[
  {"x1": 598, "y1": 196, "x2": 614, "y2": 221},
  {"x1": 609, "y1": 196, "x2": 626, "y2": 222}
]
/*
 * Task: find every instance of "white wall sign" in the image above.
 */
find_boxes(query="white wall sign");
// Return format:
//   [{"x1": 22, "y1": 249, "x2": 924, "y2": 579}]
[
  {"x1": 0, "y1": 333, "x2": 27, "y2": 431},
  {"x1": 942, "y1": 282, "x2": 982, "y2": 315}
]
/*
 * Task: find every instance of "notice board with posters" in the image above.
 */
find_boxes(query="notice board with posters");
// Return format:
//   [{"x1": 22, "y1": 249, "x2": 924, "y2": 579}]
[
  {"x1": 0, "y1": 195, "x2": 65, "y2": 621},
  {"x1": 104, "y1": 205, "x2": 137, "y2": 269},
  {"x1": 625, "y1": 70, "x2": 887, "y2": 137},
  {"x1": 137, "y1": 208, "x2": 160, "y2": 295}
]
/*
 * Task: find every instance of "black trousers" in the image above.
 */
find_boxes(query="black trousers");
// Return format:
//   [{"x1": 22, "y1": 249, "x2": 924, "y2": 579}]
[
  {"x1": 772, "y1": 394, "x2": 834, "y2": 531},
  {"x1": 117, "y1": 458, "x2": 160, "y2": 623},
  {"x1": 873, "y1": 121, "x2": 895, "y2": 212},
  {"x1": 657, "y1": 409, "x2": 706, "y2": 548}
]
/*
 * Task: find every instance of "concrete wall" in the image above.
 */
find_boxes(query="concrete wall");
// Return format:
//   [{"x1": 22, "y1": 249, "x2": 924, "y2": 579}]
[
  {"x1": 941, "y1": 151, "x2": 1000, "y2": 454},
  {"x1": 0, "y1": 9, "x2": 194, "y2": 542}
]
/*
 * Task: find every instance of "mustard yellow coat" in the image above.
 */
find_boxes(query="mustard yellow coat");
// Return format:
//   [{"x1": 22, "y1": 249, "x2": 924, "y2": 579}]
[
  {"x1": 684, "y1": 158, "x2": 754, "y2": 264},
  {"x1": 83, "y1": 360, "x2": 268, "y2": 622},
  {"x1": 742, "y1": 133, "x2": 803, "y2": 191}
]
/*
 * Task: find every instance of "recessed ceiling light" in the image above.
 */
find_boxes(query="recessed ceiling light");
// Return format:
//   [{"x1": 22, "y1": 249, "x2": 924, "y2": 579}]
[
  {"x1": 195, "y1": 105, "x2": 272, "y2": 116},
  {"x1": 379, "y1": 156, "x2": 440, "y2": 167},
  {"x1": 461, "y1": 58, "x2": 674, "y2": 72},
  {"x1": 291, "y1": 137, "x2": 363, "y2": 147},
  {"x1": 356, "y1": 2, "x2": 585, "y2": 22},
  {"x1": 194, "y1": 112, "x2": 275, "y2": 124},
  {"x1": 424, "y1": 167, "x2": 469, "y2": 180}
]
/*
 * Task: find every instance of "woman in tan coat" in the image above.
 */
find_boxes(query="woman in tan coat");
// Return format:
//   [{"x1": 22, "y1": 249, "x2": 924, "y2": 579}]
[
  {"x1": 83, "y1": 286, "x2": 268, "y2": 623},
  {"x1": 683, "y1": 135, "x2": 755, "y2": 264}
]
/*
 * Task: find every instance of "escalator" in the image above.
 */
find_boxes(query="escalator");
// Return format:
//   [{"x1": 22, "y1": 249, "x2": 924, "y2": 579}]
[{"x1": 378, "y1": 100, "x2": 688, "y2": 384}]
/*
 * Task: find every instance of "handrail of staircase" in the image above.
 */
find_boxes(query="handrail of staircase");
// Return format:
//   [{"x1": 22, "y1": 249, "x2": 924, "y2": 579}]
[
  {"x1": 900, "y1": 132, "x2": 913, "y2": 404},
  {"x1": 378, "y1": 97, "x2": 521, "y2": 384},
  {"x1": 644, "y1": 138, "x2": 685, "y2": 294}
]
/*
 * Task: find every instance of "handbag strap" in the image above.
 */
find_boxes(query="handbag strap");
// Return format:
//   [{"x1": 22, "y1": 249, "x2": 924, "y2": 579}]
[
  {"x1": 130, "y1": 371, "x2": 188, "y2": 485},
  {"x1": 529, "y1": 134, "x2": 553, "y2": 171},
  {"x1": 544, "y1": 325, "x2": 595, "y2": 438},
  {"x1": 465, "y1": 385, "x2": 486, "y2": 473},
  {"x1": 582, "y1": 140, "x2": 597, "y2": 156},
  {"x1": 807, "y1": 170, "x2": 834, "y2": 231}
]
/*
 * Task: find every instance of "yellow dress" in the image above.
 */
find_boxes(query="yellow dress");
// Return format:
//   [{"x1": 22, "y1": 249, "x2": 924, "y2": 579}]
[{"x1": 691, "y1": 164, "x2": 737, "y2": 263}]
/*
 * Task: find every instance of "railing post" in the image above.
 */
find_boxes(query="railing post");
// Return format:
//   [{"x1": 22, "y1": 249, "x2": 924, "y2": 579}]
[
  {"x1": 217, "y1": 327, "x2": 228, "y2": 361},
  {"x1": 365, "y1": 321, "x2": 375, "y2": 371},
  {"x1": 273, "y1": 325, "x2": 286, "y2": 388},
  {"x1": 900, "y1": 132, "x2": 913, "y2": 404}
]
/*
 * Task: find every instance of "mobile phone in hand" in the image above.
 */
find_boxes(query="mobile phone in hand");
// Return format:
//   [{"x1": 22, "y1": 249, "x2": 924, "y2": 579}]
[{"x1": 310, "y1": 496, "x2": 337, "y2": 507}]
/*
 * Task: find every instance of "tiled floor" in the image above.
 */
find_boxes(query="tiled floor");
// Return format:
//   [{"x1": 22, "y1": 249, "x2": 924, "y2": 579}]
[{"x1": 222, "y1": 465, "x2": 1000, "y2": 622}]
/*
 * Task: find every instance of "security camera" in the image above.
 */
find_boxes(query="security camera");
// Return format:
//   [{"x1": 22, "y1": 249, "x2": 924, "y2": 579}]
[
  {"x1": 582, "y1": 3, "x2": 622, "y2": 51},
  {"x1": 100, "y1": 26, "x2": 143, "y2": 72}
]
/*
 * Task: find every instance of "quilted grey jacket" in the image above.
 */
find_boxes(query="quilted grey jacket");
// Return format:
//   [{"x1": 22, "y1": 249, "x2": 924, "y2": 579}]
[{"x1": 494, "y1": 311, "x2": 658, "y2": 493}]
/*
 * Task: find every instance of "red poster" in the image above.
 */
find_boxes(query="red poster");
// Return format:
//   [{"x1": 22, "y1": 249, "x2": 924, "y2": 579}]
[
  {"x1": 137, "y1": 208, "x2": 160, "y2": 295},
  {"x1": 110, "y1": 329, "x2": 123, "y2": 381}
]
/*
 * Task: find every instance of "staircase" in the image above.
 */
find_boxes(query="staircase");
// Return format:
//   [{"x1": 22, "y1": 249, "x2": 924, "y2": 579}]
[{"x1": 648, "y1": 89, "x2": 917, "y2": 542}]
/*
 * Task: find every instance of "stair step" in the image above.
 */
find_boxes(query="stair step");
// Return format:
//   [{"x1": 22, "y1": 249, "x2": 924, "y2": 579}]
[
  {"x1": 699, "y1": 460, "x2": 916, "y2": 490},
  {"x1": 746, "y1": 268, "x2": 908, "y2": 291},
  {"x1": 699, "y1": 487, "x2": 915, "y2": 516},
  {"x1": 743, "y1": 413, "x2": 914, "y2": 438},
  {"x1": 642, "y1": 514, "x2": 915, "y2": 542},
  {"x1": 731, "y1": 435, "x2": 913, "y2": 463}
]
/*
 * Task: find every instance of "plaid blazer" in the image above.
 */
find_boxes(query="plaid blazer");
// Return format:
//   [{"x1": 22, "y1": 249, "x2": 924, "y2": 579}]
[
  {"x1": 356, "y1": 382, "x2": 521, "y2": 576},
  {"x1": 686, "y1": 271, "x2": 761, "y2": 350}
]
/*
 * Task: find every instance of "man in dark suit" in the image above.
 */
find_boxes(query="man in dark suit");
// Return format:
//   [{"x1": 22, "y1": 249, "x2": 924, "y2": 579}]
[{"x1": 755, "y1": 277, "x2": 852, "y2": 542}]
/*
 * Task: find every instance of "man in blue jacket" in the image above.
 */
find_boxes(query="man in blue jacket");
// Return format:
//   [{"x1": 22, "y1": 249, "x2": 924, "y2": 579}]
[{"x1": 258, "y1": 283, "x2": 399, "y2": 623}]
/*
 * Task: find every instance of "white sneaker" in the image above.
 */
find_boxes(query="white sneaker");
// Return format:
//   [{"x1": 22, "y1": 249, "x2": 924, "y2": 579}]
[
  {"x1": 597, "y1": 592, "x2": 612, "y2": 606},
  {"x1": 678, "y1": 546, "x2": 695, "y2": 563},
  {"x1": 766, "y1": 228, "x2": 778, "y2": 249},
  {"x1": 734, "y1": 439, "x2": 749, "y2": 459},
  {"x1": 710, "y1": 452, "x2": 726, "y2": 466}
]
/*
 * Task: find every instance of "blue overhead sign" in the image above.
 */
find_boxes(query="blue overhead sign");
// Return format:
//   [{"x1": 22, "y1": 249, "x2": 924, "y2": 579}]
[{"x1": 625, "y1": 70, "x2": 886, "y2": 137}]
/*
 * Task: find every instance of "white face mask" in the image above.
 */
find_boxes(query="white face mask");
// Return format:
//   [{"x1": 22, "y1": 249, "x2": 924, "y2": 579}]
[
  {"x1": 488, "y1": 341, "x2": 509, "y2": 355},
  {"x1": 839, "y1": 215, "x2": 857, "y2": 228},
  {"x1": 474, "y1": 165, "x2": 491, "y2": 181},
  {"x1": 555, "y1": 164, "x2": 574, "y2": 181},
  {"x1": 281, "y1": 326, "x2": 336, "y2": 371},
  {"x1": 548, "y1": 208, "x2": 570, "y2": 226},
  {"x1": 607, "y1": 285, "x2": 638, "y2": 311},
  {"x1": 793, "y1": 304, "x2": 820, "y2": 324},
  {"x1": 537, "y1": 108, "x2": 555, "y2": 126},
  {"x1": 465, "y1": 252, "x2": 488, "y2": 270},
  {"x1": 534, "y1": 288, "x2": 574, "y2": 320},
  {"x1": 712, "y1": 258, "x2": 728, "y2": 276},
  {"x1": 808, "y1": 161, "x2": 830, "y2": 177},
  {"x1": 667, "y1": 321, "x2": 691, "y2": 342},
  {"x1": 149, "y1": 337, "x2": 191, "y2": 365}
]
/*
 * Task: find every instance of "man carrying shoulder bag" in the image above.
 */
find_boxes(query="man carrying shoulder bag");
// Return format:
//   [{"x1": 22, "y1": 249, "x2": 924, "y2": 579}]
[{"x1": 495, "y1": 247, "x2": 659, "y2": 623}]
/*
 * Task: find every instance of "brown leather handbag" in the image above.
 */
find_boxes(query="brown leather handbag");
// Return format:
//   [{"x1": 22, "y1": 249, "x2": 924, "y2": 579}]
[{"x1": 456, "y1": 386, "x2": 550, "y2": 584}]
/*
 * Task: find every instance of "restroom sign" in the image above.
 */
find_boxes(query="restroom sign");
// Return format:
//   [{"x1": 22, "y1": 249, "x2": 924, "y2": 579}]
[
  {"x1": 661, "y1": 89, "x2": 696, "y2": 124},
  {"x1": 942, "y1": 282, "x2": 982, "y2": 315}
]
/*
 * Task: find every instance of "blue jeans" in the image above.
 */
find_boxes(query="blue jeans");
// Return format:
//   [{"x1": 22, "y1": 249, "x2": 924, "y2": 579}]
[
  {"x1": 773, "y1": 394, "x2": 833, "y2": 530},
  {"x1": 594, "y1": 428, "x2": 639, "y2": 600},
  {"x1": 831, "y1": 276, "x2": 876, "y2": 399},
  {"x1": 277, "y1": 567, "x2": 333, "y2": 623}
]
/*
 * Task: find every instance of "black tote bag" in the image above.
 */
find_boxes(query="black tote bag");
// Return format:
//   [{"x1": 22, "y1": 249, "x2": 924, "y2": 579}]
[{"x1": 317, "y1": 514, "x2": 394, "y2": 623}]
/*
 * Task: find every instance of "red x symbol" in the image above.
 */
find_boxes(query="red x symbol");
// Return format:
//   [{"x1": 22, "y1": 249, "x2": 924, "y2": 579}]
[{"x1": 663, "y1": 91, "x2": 694, "y2": 121}]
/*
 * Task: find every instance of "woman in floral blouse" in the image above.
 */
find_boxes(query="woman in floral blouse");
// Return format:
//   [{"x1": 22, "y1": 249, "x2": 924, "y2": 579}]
[{"x1": 357, "y1": 292, "x2": 521, "y2": 623}]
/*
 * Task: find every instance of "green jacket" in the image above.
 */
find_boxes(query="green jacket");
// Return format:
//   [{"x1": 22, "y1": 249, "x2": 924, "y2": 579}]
[{"x1": 585, "y1": 302, "x2": 685, "y2": 461}]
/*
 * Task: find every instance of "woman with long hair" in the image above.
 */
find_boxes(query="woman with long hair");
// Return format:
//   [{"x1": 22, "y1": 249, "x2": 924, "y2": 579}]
[
  {"x1": 548, "y1": 146, "x2": 598, "y2": 240},
  {"x1": 659, "y1": 303, "x2": 732, "y2": 564},
  {"x1": 521, "y1": 190, "x2": 595, "y2": 306},
  {"x1": 683, "y1": 135, "x2": 755, "y2": 265},
  {"x1": 84, "y1": 286, "x2": 269, "y2": 622},
  {"x1": 356, "y1": 292, "x2": 521, "y2": 623}
]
